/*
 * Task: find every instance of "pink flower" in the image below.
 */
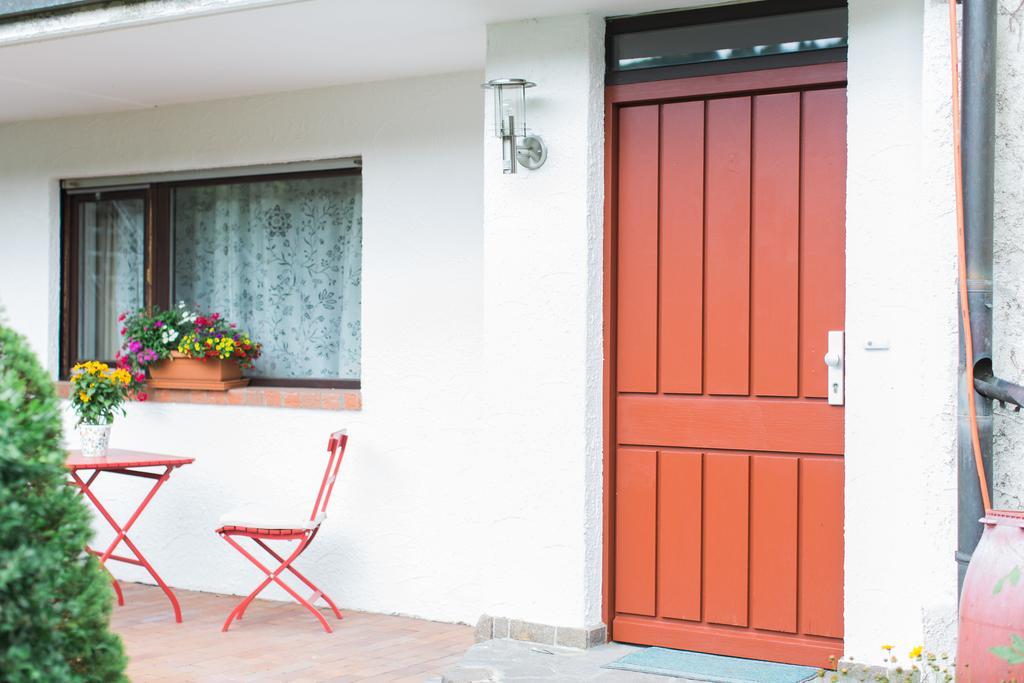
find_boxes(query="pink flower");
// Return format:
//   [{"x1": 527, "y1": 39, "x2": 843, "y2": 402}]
[
  {"x1": 118, "y1": 312, "x2": 126, "y2": 322},
  {"x1": 195, "y1": 316, "x2": 209, "y2": 327},
  {"x1": 129, "y1": 340, "x2": 142, "y2": 353},
  {"x1": 210, "y1": 313, "x2": 221, "y2": 321},
  {"x1": 133, "y1": 348, "x2": 158, "y2": 365},
  {"x1": 120, "y1": 327, "x2": 127, "y2": 335},
  {"x1": 154, "y1": 321, "x2": 164, "y2": 328},
  {"x1": 137, "y1": 392, "x2": 148, "y2": 402},
  {"x1": 135, "y1": 372, "x2": 146, "y2": 383}
]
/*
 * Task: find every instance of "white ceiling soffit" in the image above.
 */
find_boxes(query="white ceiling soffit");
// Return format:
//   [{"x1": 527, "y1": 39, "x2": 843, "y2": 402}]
[{"x1": 0, "y1": 0, "x2": 733, "y2": 123}]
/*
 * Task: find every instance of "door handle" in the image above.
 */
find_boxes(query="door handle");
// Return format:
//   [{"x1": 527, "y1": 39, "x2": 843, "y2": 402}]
[{"x1": 823, "y1": 330, "x2": 844, "y2": 406}]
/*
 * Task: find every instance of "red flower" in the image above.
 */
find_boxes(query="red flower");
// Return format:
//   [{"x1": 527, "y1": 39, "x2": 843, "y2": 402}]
[
  {"x1": 120, "y1": 327, "x2": 127, "y2": 335},
  {"x1": 118, "y1": 312, "x2": 126, "y2": 322},
  {"x1": 134, "y1": 372, "x2": 146, "y2": 383},
  {"x1": 195, "y1": 316, "x2": 209, "y2": 327},
  {"x1": 137, "y1": 392, "x2": 148, "y2": 402}
]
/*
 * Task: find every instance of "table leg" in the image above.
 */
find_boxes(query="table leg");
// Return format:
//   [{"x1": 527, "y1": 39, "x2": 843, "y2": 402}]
[
  {"x1": 69, "y1": 466, "x2": 184, "y2": 623},
  {"x1": 70, "y1": 471, "x2": 125, "y2": 605}
]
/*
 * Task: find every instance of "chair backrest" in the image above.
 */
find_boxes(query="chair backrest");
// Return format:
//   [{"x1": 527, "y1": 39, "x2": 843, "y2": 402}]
[{"x1": 310, "y1": 429, "x2": 349, "y2": 522}]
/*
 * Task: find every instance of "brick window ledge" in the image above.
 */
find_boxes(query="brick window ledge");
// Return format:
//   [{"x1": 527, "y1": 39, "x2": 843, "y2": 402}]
[{"x1": 56, "y1": 382, "x2": 361, "y2": 411}]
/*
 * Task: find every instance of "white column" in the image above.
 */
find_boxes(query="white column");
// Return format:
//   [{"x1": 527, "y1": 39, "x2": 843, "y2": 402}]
[
  {"x1": 480, "y1": 14, "x2": 605, "y2": 630},
  {"x1": 846, "y1": 0, "x2": 959, "y2": 661}
]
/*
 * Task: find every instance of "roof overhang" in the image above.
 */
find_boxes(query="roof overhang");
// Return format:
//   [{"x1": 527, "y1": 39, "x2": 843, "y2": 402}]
[{"x1": 0, "y1": 0, "x2": 741, "y2": 123}]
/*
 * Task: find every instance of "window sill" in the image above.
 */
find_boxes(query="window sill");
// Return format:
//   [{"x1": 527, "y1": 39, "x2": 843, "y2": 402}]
[{"x1": 56, "y1": 382, "x2": 361, "y2": 411}]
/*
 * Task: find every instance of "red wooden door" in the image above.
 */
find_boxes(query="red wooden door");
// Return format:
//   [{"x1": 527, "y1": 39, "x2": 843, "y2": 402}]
[{"x1": 607, "y1": 65, "x2": 846, "y2": 669}]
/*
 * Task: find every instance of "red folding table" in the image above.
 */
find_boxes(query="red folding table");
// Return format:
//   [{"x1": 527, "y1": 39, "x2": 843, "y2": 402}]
[{"x1": 66, "y1": 449, "x2": 195, "y2": 622}]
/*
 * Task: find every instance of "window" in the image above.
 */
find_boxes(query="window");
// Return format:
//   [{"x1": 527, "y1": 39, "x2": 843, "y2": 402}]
[
  {"x1": 0, "y1": 1, "x2": 108, "y2": 22},
  {"x1": 607, "y1": 0, "x2": 848, "y2": 85},
  {"x1": 66, "y1": 191, "x2": 146, "y2": 363},
  {"x1": 60, "y1": 166, "x2": 362, "y2": 388}
]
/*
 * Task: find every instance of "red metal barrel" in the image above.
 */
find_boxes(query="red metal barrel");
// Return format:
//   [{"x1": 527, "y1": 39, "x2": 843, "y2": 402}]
[{"x1": 957, "y1": 512, "x2": 1024, "y2": 682}]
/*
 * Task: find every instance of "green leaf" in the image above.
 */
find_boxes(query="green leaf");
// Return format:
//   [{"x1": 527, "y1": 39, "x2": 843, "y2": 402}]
[
  {"x1": 990, "y1": 636, "x2": 1024, "y2": 665},
  {"x1": 0, "y1": 325, "x2": 127, "y2": 680},
  {"x1": 993, "y1": 565, "x2": 1021, "y2": 595}
]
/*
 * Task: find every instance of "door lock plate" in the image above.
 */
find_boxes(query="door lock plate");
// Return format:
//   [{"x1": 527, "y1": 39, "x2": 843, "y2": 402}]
[{"x1": 824, "y1": 330, "x2": 844, "y2": 406}]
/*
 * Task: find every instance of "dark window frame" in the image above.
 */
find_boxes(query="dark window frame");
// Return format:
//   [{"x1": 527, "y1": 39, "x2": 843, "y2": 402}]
[
  {"x1": 60, "y1": 187, "x2": 151, "y2": 377},
  {"x1": 59, "y1": 167, "x2": 363, "y2": 390}
]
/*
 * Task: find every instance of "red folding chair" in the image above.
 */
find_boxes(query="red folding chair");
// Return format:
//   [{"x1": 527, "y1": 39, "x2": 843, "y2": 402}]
[{"x1": 216, "y1": 429, "x2": 349, "y2": 633}]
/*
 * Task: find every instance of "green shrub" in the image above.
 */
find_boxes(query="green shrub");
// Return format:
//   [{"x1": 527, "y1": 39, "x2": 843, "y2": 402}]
[{"x1": 0, "y1": 324, "x2": 127, "y2": 681}]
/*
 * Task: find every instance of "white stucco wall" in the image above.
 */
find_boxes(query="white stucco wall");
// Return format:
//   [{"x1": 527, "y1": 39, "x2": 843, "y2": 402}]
[
  {"x1": 992, "y1": 1, "x2": 1024, "y2": 512},
  {"x1": 479, "y1": 14, "x2": 605, "y2": 630},
  {"x1": 0, "y1": 71, "x2": 492, "y2": 624},
  {"x1": 846, "y1": 0, "x2": 960, "y2": 662}
]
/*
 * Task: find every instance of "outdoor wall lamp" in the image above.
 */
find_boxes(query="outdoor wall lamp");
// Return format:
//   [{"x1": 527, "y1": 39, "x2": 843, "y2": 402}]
[{"x1": 483, "y1": 78, "x2": 547, "y2": 174}]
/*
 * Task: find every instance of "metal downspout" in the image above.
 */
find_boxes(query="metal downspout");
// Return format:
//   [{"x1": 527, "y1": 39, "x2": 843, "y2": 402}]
[{"x1": 956, "y1": 0, "x2": 997, "y2": 594}]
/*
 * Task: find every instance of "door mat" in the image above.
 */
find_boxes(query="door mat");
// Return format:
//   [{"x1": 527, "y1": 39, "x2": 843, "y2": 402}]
[{"x1": 604, "y1": 647, "x2": 819, "y2": 682}]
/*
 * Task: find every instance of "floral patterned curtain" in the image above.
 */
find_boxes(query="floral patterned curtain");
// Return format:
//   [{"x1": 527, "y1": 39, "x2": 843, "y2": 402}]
[{"x1": 172, "y1": 175, "x2": 362, "y2": 380}]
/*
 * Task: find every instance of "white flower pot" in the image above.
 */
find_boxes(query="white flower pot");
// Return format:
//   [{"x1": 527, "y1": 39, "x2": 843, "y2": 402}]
[{"x1": 79, "y1": 423, "x2": 112, "y2": 458}]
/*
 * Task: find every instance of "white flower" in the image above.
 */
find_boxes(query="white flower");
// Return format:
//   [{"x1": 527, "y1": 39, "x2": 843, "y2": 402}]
[{"x1": 176, "y1": 301, "x2": 198, "y2": 323}]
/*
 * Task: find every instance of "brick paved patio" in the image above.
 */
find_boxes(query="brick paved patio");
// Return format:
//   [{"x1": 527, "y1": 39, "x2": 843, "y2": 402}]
[{"x1": 109, "y1": 583, "x2": 473, "y2": 682}]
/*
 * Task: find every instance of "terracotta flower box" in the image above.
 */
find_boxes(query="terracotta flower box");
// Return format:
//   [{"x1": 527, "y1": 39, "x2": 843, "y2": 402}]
[{"x1": 147, "y1": 352, "x2": 250, "y2": 391}]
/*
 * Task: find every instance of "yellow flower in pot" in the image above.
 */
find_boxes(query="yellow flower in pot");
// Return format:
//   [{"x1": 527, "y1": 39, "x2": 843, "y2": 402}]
[{"x1": 70, "y1": 361, "x2": 132, "y2": 457}]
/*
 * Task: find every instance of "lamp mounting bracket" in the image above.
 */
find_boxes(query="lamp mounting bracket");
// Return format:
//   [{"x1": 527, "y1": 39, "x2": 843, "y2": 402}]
[{"x1": 516, "y1": 135, "x2": 547, "y2": 170}]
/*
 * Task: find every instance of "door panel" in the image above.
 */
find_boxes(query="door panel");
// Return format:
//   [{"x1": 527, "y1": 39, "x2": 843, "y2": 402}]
[
  {"x1": 659, "y1": 101, "x2": 705, "y2": 395},
  {"x1": 611, "y1": 74, "x2": 846, "y2": 668},
  {"x1": 616, "y1": 106, "x2": 660, "y2": 393},
  {"x1": 703, "y1": 452, "x2": 750, "y2": 627},
  {"x1": 799, "y1": 88, "x2": 847, "y2": 399},
  {"x1": 704, "y1": 97, "x2": 752, "y2": 396},
  {"x1": 614, "y1": 448, "x2": 657, "y2": 616},
  {"x1": 657, "y1": 451, "x2": 703, "y2": 621},
  {"x1": 617, "y1": 394, "x2": 843, "y2": 455},
  {"x1": 751, "y1": 92, "x2": 801, "y2": 398},
  {"x1": 798, "y1": 457, "x2": 845, "y2": 639},
  {"x1": 750, "y1": 455, "x2": 799, "y2": 633}
]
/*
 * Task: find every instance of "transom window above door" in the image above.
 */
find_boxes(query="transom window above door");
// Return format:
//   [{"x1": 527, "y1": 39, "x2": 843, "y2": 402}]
[
  {"x1": 60, "y1": 163, "x2": 362, "y2": 389},
  {"x1": 606, "y1": 0, "x2": 848, "y2": 85}
]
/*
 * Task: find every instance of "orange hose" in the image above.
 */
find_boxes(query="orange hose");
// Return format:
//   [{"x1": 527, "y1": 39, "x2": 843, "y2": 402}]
[{"x1": 948, "y1": 0, "x2": 992, "y2": 513}]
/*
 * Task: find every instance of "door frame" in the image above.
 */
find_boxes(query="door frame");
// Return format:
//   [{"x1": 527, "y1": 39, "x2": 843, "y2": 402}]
[{"x1": 601, "y1": 61, "x2": 849, "y2": 635}]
